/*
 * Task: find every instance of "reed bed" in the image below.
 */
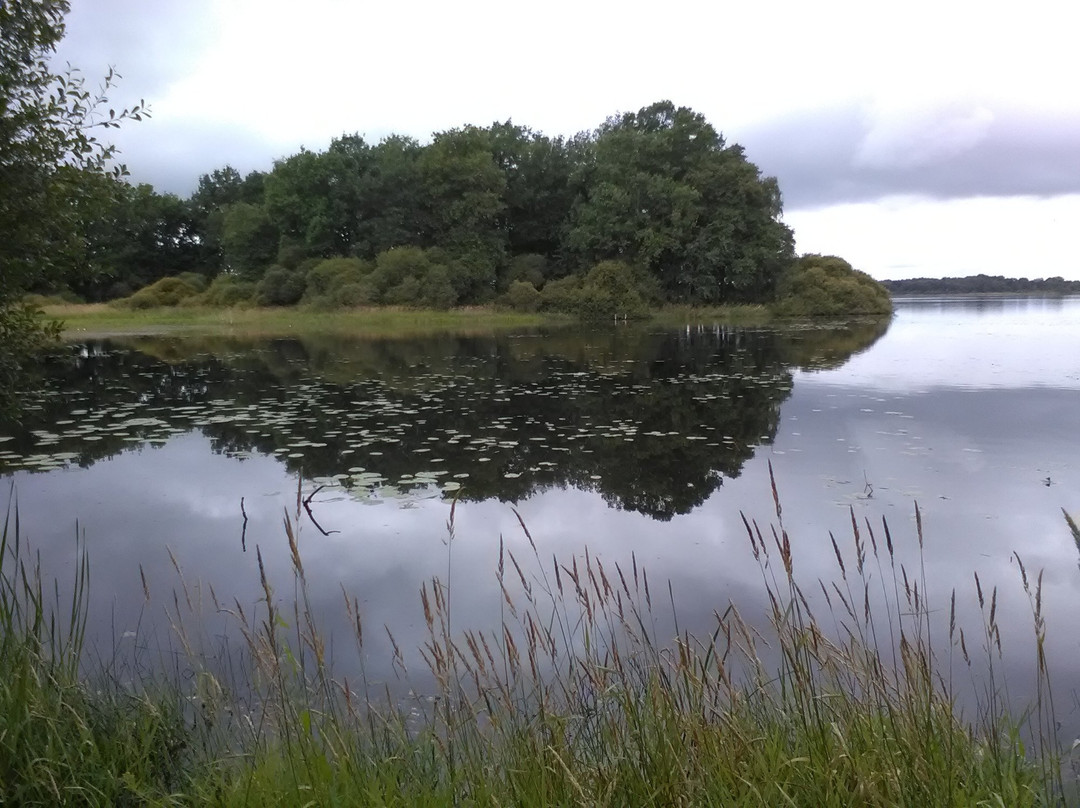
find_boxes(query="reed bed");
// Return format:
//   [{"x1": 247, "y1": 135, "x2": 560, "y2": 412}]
[{"x1": 0, "y1": 472, "x2": 1072, "y2": 806}]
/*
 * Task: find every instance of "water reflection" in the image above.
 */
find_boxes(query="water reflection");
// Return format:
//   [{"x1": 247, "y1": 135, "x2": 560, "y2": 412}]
[
  {"x1": 1, "y1": 319, "x2": 889, "y2": 521},
  {"x1": 3, "y1": 302, "x2": 1080, "y2": 745}
]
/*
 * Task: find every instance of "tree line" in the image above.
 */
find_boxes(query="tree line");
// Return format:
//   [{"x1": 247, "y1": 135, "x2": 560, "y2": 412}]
[
  {"x1": 46, "y1": 102, "x2": 796, "y2": 310},
  {"x1": 883, "y1": 275, "x2": 1080, "y2": 295}
]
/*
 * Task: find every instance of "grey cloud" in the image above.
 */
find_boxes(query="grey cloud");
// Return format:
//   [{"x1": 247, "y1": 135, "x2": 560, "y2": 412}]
[
  {"x1": 52, "y1": 0, "x2": 214, "y2": 97},
  {"x1": 110, "y1": 120, "x2": 290, "y2": 195},
  {"x1": 733, "y1": 104, "x2": 1080, "y2": 210}
]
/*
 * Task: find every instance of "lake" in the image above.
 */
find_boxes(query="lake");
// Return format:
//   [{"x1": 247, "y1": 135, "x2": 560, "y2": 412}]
[{"x1": 3, "y1": 297, "x2": 1079, "y2": 736}]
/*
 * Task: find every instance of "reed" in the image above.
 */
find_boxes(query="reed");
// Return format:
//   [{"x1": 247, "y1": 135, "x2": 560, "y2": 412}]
[{"x1": 0, "y1": 481, "x2": 1072, "y2": 806}]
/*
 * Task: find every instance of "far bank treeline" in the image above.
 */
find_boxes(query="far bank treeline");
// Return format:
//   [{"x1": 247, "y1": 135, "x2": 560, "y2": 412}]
[{"x1": 45, "y1": 101, "x2": 891, "y2": 317}]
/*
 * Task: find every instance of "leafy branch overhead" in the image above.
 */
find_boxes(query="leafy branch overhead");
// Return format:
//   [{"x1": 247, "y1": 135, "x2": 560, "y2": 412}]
[{"x1": 0, "y1": 0, "x2": 148, "y2": 421}]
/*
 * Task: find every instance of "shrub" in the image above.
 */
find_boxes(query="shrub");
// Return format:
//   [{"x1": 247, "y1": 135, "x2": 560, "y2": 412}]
[
  {"x1": 202, "y1": 275, "x2": 256, "y2": 307},
  {"x1": 330, "y1": 282, "x2": 372, "y2": 308},
  {"x1": 541, "y1": 261, "x2": 654, "y2": 319},
  {"x1": 122, "y1": 277, "x2": 200, "y2": 309},
  {"x1": 540, "y1": 274, "x2": 583, "y2": 312},
  {"x1": 303, "y1": 258, "x2": 372, "y2": 307},
  {"x1": 499, "y1": 253, "x2": 547, "y2": 291},
  {"x1": 504, "y1": 280, "x2": 542, "y2": 312},
  {"x1": 384, "y1": 275, "x2": 422, "y2": 306},
  {"x1": 773, "y1": 255, "x2": 893, "y2": 317},
  {"x1": 174, "y1": 272, "x2": 210, "y2": 293},
  {"x1": 255, "y1": 265, "x2": 307, "y2": 306},
  {"x1": 367, "y1": 247, "x2": 460, "y2": 308},
  {"x1": 419, "y1": 265, "x2": 457, "y2": 309}
]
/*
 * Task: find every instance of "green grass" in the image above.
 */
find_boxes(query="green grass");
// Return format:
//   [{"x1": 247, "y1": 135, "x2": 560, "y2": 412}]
[
  {"x1": 0, "y1": 475, "x2": 1071, "y2": 806},
  {"x1": 43, "y1": 301, "x2": 786, "y2": 340},
  {"x1": 43, "y1": 303, "x2": 572, "y2": 339}
]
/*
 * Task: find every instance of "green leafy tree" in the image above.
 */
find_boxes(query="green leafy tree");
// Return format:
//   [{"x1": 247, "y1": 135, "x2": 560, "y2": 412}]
[
  {"x1": 263, "y1": 136, "x2": 369, "y2": 259},
  {"x1": 349, "y1": 135, "x2": 425, "y2": 257},
  {"x1": 220, "y1": 202, "x2": 278, "y2": 280},
  {"x1": 417, "y1": 126, "x2": 507, "y2": 300},
  {"x1": 568, "y1": 101, "x2": 793, "y2": 303},
  {"x1": 187, "y1": 165, "x2": 265, "y2": 273},
  {"x1": 75, "y1": 182, "x2": 207, "y2": 300},
  {"x1": 481, "y1": 121, "x2": 578, "y2": 262},
  {"x1": 0, "y1": 0, "x2": 146, "y2": 420}
]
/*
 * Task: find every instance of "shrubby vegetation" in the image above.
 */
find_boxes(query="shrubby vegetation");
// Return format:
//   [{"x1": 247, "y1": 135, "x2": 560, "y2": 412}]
[
  {"x1": 120, "y1": 276, "x2": 202, "y2": 309},
  {"x1": 773, "y1": 254, "x2": 893, "y2": 317}
]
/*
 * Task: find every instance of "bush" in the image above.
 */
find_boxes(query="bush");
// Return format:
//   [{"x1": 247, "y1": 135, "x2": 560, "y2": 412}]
[
  {"x1": 303, "y1": 258, "x2": 372, "y2": 307},
  {"x1": 773, "y1": 255, "x2": 893, "y2": 317},
  {"x1": 367, "y1": 247, "x2": 460, "y2": 308},
  {"x1": 122, "y1": 277, "x2": 201, "y2": 309},
  {"x1": 540, "y1": 275, "x2": 583, "y2": 312},
  {"x1": 330, "y1": 282, "x2": 372, "y2": 308},
  {"x1": 174, "y1": 272, "x2": 210, "y2": 293},
  {"x1": 504, "y1": 280, "x2": 542, "y2": 312},
  {"x1": 201, "y1": 275, "x2": 256, "y2": 307},
  {"x1": 419, "y1": 265, "x2": 457, "y2": 309},
  {"x1": 255, "y1": 265, "x2": 307, "y2": 306},
  {"x1": 541, "y1": 261, "x2": 654, "y2": 319},
  {"x1": 499, "y1": 253, "x2": 547, "y2": 291}
]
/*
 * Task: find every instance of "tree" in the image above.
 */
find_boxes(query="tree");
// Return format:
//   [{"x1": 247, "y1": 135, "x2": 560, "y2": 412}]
[
  {"x1": 75, "y1": 183, "x2": 206, "y2": 299},
  {"x1": 0, "y1": 0, "x2": 146, "y2": 420},
  {"x1": 417, "y1": 126, "x2": 507, "y2": 300},
  {"x1": 263, "y1": 136, "x2": 370, "y2": 259},
  {"x1": 567, "y1": 101, "x2": 794, "y2": 304},
  {"x1": 188, "y1": 165, "x2": 266, "y2": 273},
  {"x1": 220, "y1": 202, "x2": 278, "y2": 280}
]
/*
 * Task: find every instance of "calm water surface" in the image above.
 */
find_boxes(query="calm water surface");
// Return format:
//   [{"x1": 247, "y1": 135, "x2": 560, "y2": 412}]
[{"x1": 3, "y1": 297, "x2": 1079, "y2": 733}]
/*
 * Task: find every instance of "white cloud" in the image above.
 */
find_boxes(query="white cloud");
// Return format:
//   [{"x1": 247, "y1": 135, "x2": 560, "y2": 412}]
[
  {"x1": 53, "y1": 0, "x2": 1080, "y2": 280},
  {"x1": 787, "y1": 194, "x2": 1080, "y2": 281}
]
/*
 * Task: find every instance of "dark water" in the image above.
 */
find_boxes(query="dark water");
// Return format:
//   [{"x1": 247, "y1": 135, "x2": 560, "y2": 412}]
[{"x1": 3, "y1": 299, "x2": 1079, "y2": 735}]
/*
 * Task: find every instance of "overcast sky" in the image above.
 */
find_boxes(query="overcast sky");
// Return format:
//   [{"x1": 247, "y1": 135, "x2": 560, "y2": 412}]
[{"x1": 54, "y1": 0, "x2": 1080, "y2": 281}]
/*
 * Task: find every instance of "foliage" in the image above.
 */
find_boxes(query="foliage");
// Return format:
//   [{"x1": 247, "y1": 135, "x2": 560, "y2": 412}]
[
  {"x1": 264, "y1": 137, "x2": 370, "y2": 258},
  {"x1": 773, "y1": 254, "x2": 894, "y2": 317},
  {"x1": 302, "y1": 257, "x2": 372, "y2": 308},
  {"x1": 567, "y1": 101, "x2": 795, "y2": 304},
  {"x1": 73, "y1": 182, "x2": 208, "y2": 301},
  {"x1": 255, "y1": 265, "x2": 307, "y2": 306},
  {"x1": 500, "y1": 252, "x2": 548, "y2": 291},
  {"x1": 540, "y1": 274, "x2": 585, "y2": 312},
  {"x1": 504, "y1": 280, "x2": 542, "y2": 312},
  {"x1": 540, "y1": 261, "x2": 656, "y2": 319},
  {"x1": 221, "y1": 202, "x2": 279, "y2": 280},
  {"x1": 119, "y1": 276, "x2": 201, "y2": 309},
  {"x1": 365, "y1": 246, "x2": 461, "y2": 309},
  {"x1": 0, "y1": 0, "x2": 145, "y2": 420},
  {"x1": 0, "y1": 303, "x2": 61, "y2": 424},
  {"x1": 199, "y1": 274, "x2": 256, "y2": 307}
]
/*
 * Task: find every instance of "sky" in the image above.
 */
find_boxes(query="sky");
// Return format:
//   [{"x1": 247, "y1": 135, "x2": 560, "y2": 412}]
[{"x1": 53, "y1": 0, "x2": 1080, "y2": 281}]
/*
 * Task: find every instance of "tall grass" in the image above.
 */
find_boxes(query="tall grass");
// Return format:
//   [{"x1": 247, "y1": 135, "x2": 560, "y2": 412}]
[{"x1": 0, "y1": 476, "x2": 1071, "y2": 805}]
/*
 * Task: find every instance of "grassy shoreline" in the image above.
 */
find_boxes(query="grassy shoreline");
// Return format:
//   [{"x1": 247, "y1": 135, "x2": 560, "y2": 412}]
[
  {"x1": 1, "y1": 478, "x2": 1070, "y2": 806},
  {"x1": 42, "y1": 302, "x2": 776, "y2": 340}
]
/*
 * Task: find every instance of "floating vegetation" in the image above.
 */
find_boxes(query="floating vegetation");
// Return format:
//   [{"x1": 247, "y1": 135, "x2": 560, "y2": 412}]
[{"x1": 0, "y1": 324, "x2": 886, "y2": 518}]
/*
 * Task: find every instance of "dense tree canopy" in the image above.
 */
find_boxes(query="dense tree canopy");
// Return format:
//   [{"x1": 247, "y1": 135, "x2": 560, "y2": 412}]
[
  {"x1": 568, "y1": 102, "x2": 793, "y2": 303},
  {"x1": 38, "y1": 100, "x2": 800, "y2": 314}
]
